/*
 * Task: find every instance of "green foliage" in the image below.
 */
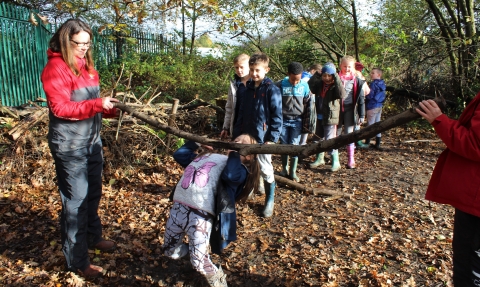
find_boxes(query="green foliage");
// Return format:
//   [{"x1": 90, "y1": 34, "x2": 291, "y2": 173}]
[
  {"x1": 97, "y1": 51, "x2": 231, "y2": 103},
  {"x1": 175, "y1": 137, "x2": 185, "y2": 149},
  {"x1": 195, "y1": 34, "x2": 214, "y2": 48}
]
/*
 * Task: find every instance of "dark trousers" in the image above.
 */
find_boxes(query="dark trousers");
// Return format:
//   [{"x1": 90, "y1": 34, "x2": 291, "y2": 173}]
[
  {"x1": 453, "y1": 208, "x2": 480, "y2": 286},
  {"x1": 51, "y1": 142, "x2": 104, "y2": 271}
]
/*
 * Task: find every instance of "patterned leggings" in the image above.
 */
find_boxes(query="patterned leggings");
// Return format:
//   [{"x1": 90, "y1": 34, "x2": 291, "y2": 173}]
[{"x1": 163, "y1": 202, "x2": 217, "y2": 276}]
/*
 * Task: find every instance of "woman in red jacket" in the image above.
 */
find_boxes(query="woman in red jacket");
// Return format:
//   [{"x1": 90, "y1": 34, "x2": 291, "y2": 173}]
[
  {"x1": 41, "y1": 19, "x2": 118, "y2": 278},
  {"x1": 417, "y1": 96, "x2": 480, "y2": 286}
]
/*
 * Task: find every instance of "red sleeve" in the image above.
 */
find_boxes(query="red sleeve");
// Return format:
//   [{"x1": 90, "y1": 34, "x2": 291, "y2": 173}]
[
  {"x1": 41, "y1": 60, "x2": 103, "y2": 121},
  {"x1": 102, "y1": 108, "x2": 118, "y2": 118},
  {"x1": 432, "y1": 109, "x2": 480, "y2": 161}
]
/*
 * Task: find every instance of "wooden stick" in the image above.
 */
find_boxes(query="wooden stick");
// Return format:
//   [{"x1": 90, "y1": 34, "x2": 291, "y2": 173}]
[
  {"x1": 403, "y1": 139, "x2": 443, "y2": 143},
  {"x1": 274, "y1": 175, "x2": 352, "y2": 197},
  {"x1": 0, "y1": 105, "x2": 19, "y2": 119},
  {"x1": 166, "y1": 99, "x2": 180, "y2": 148}
]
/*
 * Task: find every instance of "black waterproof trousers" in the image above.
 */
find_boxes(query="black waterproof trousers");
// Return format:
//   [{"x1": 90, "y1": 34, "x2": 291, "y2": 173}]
[
  {"x1": 453, "y1": 208, "x2": 480, "y2": 286},
  {"x1": 51, "y1": 141, "x2": 104, "y2": 271}
]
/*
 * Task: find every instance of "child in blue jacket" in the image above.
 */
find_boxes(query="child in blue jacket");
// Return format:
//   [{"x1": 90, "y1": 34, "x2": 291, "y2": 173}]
[
  {"x1": 163, "y1": 134, "x2": 260, "y2": 287},
  {"x1": 278, "y1": 62, "x2": 311, "y2": 182},
  {"x1": 361, "y1": 68, "x2": 386, "y2": 149},
  {"x1": 233, "y1": 52, "x2": 282, "y2": 218}
]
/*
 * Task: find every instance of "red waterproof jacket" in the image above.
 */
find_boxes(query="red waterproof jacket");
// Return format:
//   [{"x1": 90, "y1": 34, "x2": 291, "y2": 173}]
[
  {"x1": 425, "y1": 92, "x2": 480, "y2": 217},
  {"x1": 41, "y1": 49, "x2": 116, "y2": 152}
]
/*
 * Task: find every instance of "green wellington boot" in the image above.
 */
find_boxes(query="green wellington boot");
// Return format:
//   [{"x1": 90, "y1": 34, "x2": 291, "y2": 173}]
[
  {"x1": 279, "y1": 155, "x2": 289, "y2": 177},
  {"x1": 356, "y1": 140, "x2": 369, "y2": 148},
  {"x1": 262, "y1": 180, "x2": 276, "y2": 218},
  {"x1": 309, "y1": 152, "x2": 325, "y2": 168},
  {"x1": 289, "y1": 157, "x2": 300, "y2": 182},
  {"x1": 358, "y1": 138, "x2": 370, "y2": 149},
  {"x1": 331, "y1": 151, "x2": 341, "y2": 172}
]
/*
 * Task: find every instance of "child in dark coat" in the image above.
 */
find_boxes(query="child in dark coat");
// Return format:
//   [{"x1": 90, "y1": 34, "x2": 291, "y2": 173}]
[{"x1": 163, "y1": 134, "x2": 260, "y2": 287}]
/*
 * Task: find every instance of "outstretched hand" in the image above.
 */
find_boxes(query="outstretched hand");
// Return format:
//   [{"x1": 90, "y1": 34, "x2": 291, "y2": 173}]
[
  {"x1": 102, "y1": 97, "x2": 119, "y2": 110},
  {"x1": 416, "y1": 100, "x2": 443, "y2": 123}
]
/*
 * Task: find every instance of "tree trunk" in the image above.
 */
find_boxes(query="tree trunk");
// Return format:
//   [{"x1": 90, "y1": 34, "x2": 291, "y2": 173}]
[
  {"x1": 181, "y1": 0, "x2": 186, "y2": 55},
  {"x1": 352, "y1": 0, "x2": 360, "y2": 61},
  {"x1": 113, "y1": 97, "x2": 446, "y2": 156}
]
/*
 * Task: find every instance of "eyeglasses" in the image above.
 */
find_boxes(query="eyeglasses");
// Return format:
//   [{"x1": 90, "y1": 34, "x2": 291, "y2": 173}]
[{"x1": 70, "y1": 40, "x2": 92, "y2": 48}]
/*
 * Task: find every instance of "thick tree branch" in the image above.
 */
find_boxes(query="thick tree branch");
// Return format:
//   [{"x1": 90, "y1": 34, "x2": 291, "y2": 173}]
[{"x1": 113, "y1": 97, "x2": 446, "y2": 156}]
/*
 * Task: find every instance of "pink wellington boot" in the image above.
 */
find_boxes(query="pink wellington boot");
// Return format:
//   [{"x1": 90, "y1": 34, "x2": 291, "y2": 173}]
[{"x1": 347, "y1": 144, "x2": 355, "y2": 169}]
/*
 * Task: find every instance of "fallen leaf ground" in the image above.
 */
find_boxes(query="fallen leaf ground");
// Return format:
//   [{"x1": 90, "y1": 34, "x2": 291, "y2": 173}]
[{"x1": 0, "y1": 111, "x2": 454, "y2": 287}]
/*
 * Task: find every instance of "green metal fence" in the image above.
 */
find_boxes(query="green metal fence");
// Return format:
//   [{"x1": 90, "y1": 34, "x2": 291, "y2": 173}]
[
  {"x1": 0, "y1": 2, "x2": 178, "y2": 107},
  {"x1": 93, "y1": 28, "x2": 178, "y2": 67},
  {"x1": 0, "y1": 2, "x2": 51, "y2": 107}
]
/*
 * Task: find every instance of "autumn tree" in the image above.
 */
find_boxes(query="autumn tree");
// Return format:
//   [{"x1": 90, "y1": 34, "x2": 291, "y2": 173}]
[
  {"x1": 424, "y1": 0, "x2": 478, "y2": 101},
  {"x1": 271, "y1": 0, "x2": 364, "y2": 63}
]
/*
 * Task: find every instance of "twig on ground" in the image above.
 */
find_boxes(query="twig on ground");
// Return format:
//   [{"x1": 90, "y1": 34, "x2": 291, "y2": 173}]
[{"x1": 403, "y1": 139, "x2": 442, "y2": 143}]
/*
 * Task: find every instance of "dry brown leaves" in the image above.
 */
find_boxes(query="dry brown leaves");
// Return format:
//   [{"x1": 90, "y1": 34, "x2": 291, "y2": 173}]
[{"x1": 0, "y1": 115, "x2": 454, "y2": 286}]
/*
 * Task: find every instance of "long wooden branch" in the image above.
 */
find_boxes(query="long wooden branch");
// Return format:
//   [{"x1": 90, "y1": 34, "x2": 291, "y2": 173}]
[{"x1": 113, "y1": 97, "x2": 445, "y2": 156}]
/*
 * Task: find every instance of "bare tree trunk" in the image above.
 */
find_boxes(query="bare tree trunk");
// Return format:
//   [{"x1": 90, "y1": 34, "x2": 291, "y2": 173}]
[
  {"x1": 352, "y1": 0, "x2": 360, "y2": 61},
  {"x1": 189, "y1": 5, "x2": 197, "y2": 55},
  {"x1": 181, "y1": 0, "x2": 186, "y2": 55}
]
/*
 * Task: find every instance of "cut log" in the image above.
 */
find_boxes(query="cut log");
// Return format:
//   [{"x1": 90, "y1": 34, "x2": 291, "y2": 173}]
[
  {"x1": 8, "y1": 108, "x2": 48, "y2": 140},
  {"x1": 274, "y1": 175, "x2": 353, "y2": 197}
]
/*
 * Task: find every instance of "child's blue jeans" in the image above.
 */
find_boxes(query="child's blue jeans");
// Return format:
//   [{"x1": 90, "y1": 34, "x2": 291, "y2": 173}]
[
  {"x1": 366, "y1": 107, "x2": 383, "y2": 138},
  {"x1": 280, "y1": 118, "x2": 302, "y2": 157}
]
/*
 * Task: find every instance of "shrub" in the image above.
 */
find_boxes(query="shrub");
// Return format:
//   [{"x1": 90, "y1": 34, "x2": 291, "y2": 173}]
[{"x1": 97, "y1": 51, "x2": 232, "y2": 104}]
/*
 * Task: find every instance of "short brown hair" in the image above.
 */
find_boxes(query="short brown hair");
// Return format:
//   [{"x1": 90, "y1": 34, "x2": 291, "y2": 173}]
[
  {"x1": 234, "y1": 53, "x2": 249, "y2": 64},
  {"x1": 49, "y1": 19, "x2": 94, "y2": 76},
  {"x1": 372, "y1": 67, "x2": 383, "y2": 76},
  {"x1": 309, "y1": 64, "x2": 322, "y2": 72},
  {"x1": 249, "y1": 52, "x2": 269, "y2": 68}
]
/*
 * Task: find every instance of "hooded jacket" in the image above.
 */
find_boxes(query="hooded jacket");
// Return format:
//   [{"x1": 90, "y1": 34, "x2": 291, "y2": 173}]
[
  {"x1": 233, "y1": 77, "x2": 283, "y2": 144},
  {"x1": 308, "y1": 72, "x2": 347, "y2": 125},
  {"x1": 425, "y1": 92, "x2": 480, "y2": 218},
  {"x1": 340, "y1": 75, "x2": 366, "y2": 123},
  {"x1": 41, "y1": 49, "x2": 116, "y2": 152},
  {"x1": 173, "y1": 141, "x2": 249, "y2": 254},
  {"x1": 223, "y1": 75, "x2": 249, "y2": 136},
  {"x1": 279, "y1": 77, "x2": 310, "y2": 119},
  {"x1": 366, "y1": 79, "x2": 386, "y2": 110}
]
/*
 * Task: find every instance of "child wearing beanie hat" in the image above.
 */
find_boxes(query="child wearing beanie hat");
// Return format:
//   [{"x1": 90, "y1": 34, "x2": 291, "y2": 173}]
[{"x1": 306, "y1": 62, "x2": 346, "y2": 172}]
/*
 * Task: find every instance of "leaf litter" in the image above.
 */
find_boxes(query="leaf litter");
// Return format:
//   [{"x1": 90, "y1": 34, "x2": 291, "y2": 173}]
[{"x1": 0, "y1": 112, "x2": 454, "y2": 286}]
